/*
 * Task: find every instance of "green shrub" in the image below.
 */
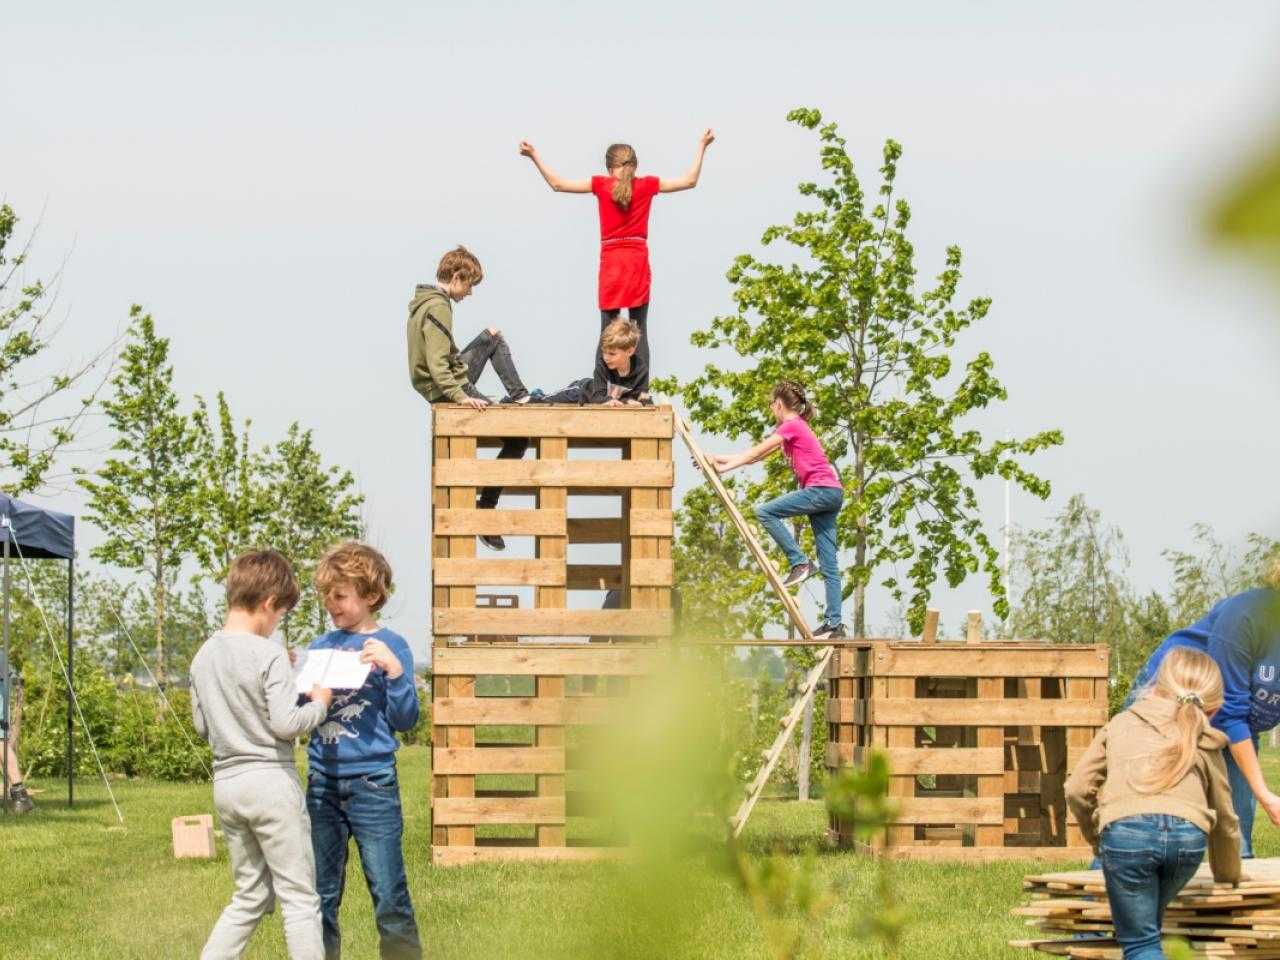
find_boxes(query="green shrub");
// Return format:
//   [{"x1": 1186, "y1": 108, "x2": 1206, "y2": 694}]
[{"x1": 18, "y1": 662, "x2": 210, "y2": 781}]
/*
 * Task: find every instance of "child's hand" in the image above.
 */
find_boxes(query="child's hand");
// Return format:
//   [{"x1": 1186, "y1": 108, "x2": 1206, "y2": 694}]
[
  {"x1": 309, "y1": 685, "x2": 334, "y2": 709},
  {"x1": 287, "y1": 647, "x2": 298, "y2": 667},
  {"x1": 700, "y1": 128, "x2": 716, "y2": 148},
  {"x1": 710, "y1": 453, "x2": 734, "y2": 473},
  {"x1": 462, "y1": 396, "x2": 489, "y2": 410},
  {"x1": 519, "y1": 140, "x2": 537, "y2": 158},
  {"x1": 361, "y1": 639, "x2": 404, "y2": 680},
  {"x1": 603, "y1": 398, "x2": 623, "y2": 407}
]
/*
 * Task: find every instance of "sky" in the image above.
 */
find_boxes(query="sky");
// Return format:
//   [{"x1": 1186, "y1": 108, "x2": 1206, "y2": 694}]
[{"x1": 4, "y1": 1, "x2": 1280, "y2": 661}]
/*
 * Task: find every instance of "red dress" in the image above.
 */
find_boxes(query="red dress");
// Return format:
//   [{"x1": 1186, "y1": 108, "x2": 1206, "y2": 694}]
[{"x1": 591, "y1": 174, "x2": 660, "y2": 310}]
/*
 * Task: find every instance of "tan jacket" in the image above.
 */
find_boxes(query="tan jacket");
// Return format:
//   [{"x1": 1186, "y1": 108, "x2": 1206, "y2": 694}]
[{"x1": 1065, "y1": 695, "x2": 1242, "y2": 882}]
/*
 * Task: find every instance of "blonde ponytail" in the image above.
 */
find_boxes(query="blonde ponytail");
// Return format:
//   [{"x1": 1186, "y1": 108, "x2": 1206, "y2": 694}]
[
  {"x1": 1131, "y1": 646, "x2": 1224, "y2": 795},
  {"x1": 605, "y1": 143, "x2": 638, "y2": 209}
]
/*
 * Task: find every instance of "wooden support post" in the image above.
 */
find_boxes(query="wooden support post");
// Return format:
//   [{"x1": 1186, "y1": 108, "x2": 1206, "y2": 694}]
[
  {"x1": 536, "y1": 675, "x2": 566, "y2": 847},
  {"x1": 1064, "y1": 677, "x2": 1097, "y2": 848},
  {"x1": 629, "y1": 439, "x2": 658, "y2": 619},
  {"x1": 975, "y1": 676, "x2": 1004, "y2": 848},
  {"x1": 966, "y1": 611, "x2": 983, "y2": 644},
  {"x1": 886, "y1": 675, "x2": 916, "y2": 846},
  {"x1": 921, "y1": 609, "x2": 939, "y2": 645},
  {"x1": 536, "y1": 437, "x2": 568, "y2": 845}
]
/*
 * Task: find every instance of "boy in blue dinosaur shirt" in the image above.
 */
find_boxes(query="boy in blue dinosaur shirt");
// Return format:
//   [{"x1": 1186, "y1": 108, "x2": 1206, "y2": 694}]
[{"x1": 305, "y1": 541, "x2": 421, "y2": 960}]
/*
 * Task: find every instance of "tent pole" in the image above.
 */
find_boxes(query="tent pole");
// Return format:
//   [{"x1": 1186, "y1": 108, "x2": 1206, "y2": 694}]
[
  {"x1": 3, "y1": 531, "x2": 11, "y2": 814},
  {"x1": 67, "y1": 554, "x2": 74, "y2": 808}
]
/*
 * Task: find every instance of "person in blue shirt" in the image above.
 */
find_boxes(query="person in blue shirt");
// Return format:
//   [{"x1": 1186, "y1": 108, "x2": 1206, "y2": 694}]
[
  {"x1": 305, "y1": 541, "x2": 421, "y2": 960},
  {"x1": 1126, "y1": 562, "x2": 1280, "y2": 859}
]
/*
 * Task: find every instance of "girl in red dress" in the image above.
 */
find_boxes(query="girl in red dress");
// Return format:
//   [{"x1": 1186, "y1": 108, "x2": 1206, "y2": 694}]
[{"x1": 519, "y1": 130, "x2": 715, "y2": 384}]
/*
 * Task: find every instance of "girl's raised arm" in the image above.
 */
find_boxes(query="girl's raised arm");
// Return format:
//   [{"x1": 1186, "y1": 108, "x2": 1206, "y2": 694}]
[
  {"x1": 519, "y1": 141, "x2": 592, "y2": 193},
  {"x1": 659, "y1": 129, "x2": 715, "y2": 193}
]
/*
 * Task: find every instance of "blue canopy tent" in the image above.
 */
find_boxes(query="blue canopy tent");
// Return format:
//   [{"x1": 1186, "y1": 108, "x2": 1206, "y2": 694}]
[{"x1": 0, "y1": 493, "x2": 76, "y2": 811}]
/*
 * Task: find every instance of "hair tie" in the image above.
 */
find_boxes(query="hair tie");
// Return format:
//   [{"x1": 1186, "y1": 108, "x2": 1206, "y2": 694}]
[{"x1": 1177, "y1": 692, "x2": 1203, "y2": 708}]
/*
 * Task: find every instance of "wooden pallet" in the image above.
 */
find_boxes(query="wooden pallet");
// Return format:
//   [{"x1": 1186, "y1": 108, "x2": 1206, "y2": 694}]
[
  {"x1": 430, "y1": 643, "x2": 656, "y2": 865},
  {"x1": 826, "y1": 638, "x2": 1109, "y2": 860},
  {"x1": 431, "y1": 404, "x2": 675, "y2": 643},
  {"x1": 430, "y1": 405, "x2": 676, "y2": 865}
]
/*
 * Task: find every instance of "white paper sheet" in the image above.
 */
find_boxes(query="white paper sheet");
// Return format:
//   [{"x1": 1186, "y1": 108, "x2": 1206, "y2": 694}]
[{"x1": 294, "y1": 649, "x2": 371, "y2": 693}]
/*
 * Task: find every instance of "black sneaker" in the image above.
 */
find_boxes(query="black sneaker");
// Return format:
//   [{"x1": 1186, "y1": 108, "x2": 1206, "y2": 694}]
[
  {"x1": 781, "y1": 562, "x2": 816, "y2": 588},
  {"x1": 812, "y1": 623, "x2": 846, "y2": 641},
  {"x1": 9, "y1": 783, "x2": 34, "y2": 814},
  {"x1": 478, "y1": 534, "x2": 506, "y2": 551}
]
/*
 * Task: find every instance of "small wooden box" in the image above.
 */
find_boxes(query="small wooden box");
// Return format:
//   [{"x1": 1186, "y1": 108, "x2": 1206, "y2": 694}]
[{"x1": 172, "y1": 814, "x2": 215, "y2": 859}]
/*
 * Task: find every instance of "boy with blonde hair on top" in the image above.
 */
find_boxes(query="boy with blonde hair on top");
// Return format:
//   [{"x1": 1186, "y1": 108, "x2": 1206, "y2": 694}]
[
  {"x1": 190, "y1": 550, "x2": 335, "y2": 960},
  {"x1": 537, "y1": 318, "x2": 651, "y2": 405},
  {"x1": 303, "y1": 541, "x2": 421, "y2": 960}
]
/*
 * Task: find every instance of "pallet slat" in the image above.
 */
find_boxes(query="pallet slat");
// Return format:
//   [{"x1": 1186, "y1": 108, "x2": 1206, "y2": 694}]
[
  {"x1": 433, "y1": 646, "x2": 658, "y2": 676},
  {"x1": 433, "y1": 405, "x2": 674, "y2": 439},
  {"x1": 433, "y1": 696, "x2": 617, "y2": 725},
  {"x1": 433, "y1": 608, "x2": 672, "y2": 637},
  {"x1": 434, "y1": 460, "x2": 673, "y2": 489}
]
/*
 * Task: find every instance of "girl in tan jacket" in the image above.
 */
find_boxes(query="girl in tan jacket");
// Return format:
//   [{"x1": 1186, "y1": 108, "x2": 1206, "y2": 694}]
[{"x1": 1065, "y1": 646, "x2": 1242, "y2": 960}]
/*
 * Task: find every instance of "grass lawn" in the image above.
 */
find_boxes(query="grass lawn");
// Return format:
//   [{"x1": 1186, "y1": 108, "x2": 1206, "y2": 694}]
[{"x1": 4, "y1": 745, "x2": 1279, "y2": 959}]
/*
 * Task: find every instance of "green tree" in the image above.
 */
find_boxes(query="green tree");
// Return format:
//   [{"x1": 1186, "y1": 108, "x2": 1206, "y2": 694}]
[
  {"x1": 0, "y1": 203, "x2": 114, "y2": 494},
  {"x1": 674, "y1": 481, "x2": 775, "y2": 640},
  {"x1": 191, "y1": 392, "x2": 268, "y2": 584},
  {"x1": 1005, "y1": 495, "x2": 1133, "y2": 643},
  {"x1": 260, "y1": 423, "x2": 363, "y2": 644},
  {"x1": 78, "y1": 307, "x2": 199, "y2": 683},
  {"x1": 657, "y1": 108, "x2": 1062, "y2": 634},
  {"x1": 1163, "y1": 525, "x2": 1279, "y2": 627}
]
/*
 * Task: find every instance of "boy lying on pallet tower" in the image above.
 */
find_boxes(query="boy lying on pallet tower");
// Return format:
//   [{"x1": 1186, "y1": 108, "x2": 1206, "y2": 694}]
[{"x1": 534, "y1": 318, "x2": 651, "y2": 406}]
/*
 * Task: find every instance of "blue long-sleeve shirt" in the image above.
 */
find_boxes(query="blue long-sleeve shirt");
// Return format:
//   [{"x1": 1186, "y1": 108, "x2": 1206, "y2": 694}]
[
  {"x1": 1137, "y1": 588, "x2": 1280, "y2": 745},
  {"x1": 305, "y1": 627, "x2": 420, "y2": 777}
]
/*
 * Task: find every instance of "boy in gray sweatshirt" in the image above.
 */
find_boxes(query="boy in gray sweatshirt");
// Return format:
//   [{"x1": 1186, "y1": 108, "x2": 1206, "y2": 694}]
[{"x1": 190, "y1": 550, "x2": 335, "y2": 960}]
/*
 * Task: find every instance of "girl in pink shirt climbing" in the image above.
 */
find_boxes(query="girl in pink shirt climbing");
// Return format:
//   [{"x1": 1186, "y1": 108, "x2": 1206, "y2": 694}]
[{"x1": 711, "y1": 381, "x2": 846, "y2": 639}]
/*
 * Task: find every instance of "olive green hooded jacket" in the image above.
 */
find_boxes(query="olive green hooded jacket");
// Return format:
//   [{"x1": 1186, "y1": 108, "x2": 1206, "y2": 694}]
[{"x1": 406, "y1": 284, "x2": 469, "y2": 403}]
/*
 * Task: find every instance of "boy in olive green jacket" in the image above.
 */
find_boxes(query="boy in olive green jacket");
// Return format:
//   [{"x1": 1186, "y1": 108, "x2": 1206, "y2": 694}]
[{"x1": 406, "y1": 245, "x2": 532, "y2": 549}]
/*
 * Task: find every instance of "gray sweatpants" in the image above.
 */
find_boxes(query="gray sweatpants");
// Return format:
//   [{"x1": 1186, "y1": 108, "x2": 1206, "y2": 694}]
[{"x1": 201, "y1": 766, "x2": 324, "y2": 960}]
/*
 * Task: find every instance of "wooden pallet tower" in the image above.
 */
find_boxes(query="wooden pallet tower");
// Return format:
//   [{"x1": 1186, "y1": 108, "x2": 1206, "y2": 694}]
[
  {"x1": 429, "y1": 404, "x2": 674, "y2": 865},
  {"x1": 825, "y1": 629, "x2": 1109, "y2": 862}
]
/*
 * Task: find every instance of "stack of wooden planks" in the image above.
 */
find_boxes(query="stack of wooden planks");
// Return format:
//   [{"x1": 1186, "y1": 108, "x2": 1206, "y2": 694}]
[{"x1": 1011, "y1": 859, "x2": 1280, "y2": 957}]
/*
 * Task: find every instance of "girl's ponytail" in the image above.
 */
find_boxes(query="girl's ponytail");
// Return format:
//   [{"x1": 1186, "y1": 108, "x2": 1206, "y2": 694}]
[
  {"x1": 605, "y1": 143, "x2": 638, "y2": 210},
  {"x1": 772, "y1": 380, "x2": 814, "y2": 421},
  {"x1": 1131, "y1": 646, "x2": 1224, "y2": 795}
]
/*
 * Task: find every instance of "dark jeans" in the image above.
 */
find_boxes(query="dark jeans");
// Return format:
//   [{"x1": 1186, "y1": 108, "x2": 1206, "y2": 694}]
[
  {"x1": 599, "y1": 303, "x2": 650, "y2": 388},
  {"x1": 754, "y1": 485, "x2": 844, "y2": 627},
  {"x1": 457, "y1": 329, "x2": 530, "y2": 509},
  {"x1": 1122, "y1": 665, "x2": 1258, "y2": 858},
  {"x1": 1099, "y1": 814, "x2": 1206, "y2": 960},
  {"x1": 307, "y1": 767, "x2": 421, "y2": 960}
]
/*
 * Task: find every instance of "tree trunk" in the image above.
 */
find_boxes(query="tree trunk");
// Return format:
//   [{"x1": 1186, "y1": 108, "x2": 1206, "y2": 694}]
[
  {"x1": 154, "y1": 559, "x2": 167, "y2": 687},
  {"x1": 797, "y1": 690, "x2": 814, "y2": 801}
]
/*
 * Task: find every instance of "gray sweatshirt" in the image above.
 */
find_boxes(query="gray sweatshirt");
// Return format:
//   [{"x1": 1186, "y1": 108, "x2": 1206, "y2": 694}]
[{"x1": 190, "y1": 630, "x2": 328, "y2": 781}]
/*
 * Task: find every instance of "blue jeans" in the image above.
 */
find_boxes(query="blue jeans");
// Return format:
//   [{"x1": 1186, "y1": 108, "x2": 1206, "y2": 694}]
[
  {"x1": 1123, "y1": 667, "x2": 1258, "y2": 858},
  {"x1": 1099, "y1": 814, "x2": 1206, "y2": 960},
  {"x1": 307, "y1": 767, "x2": 421, "y2": 960},
  {"x1": 754, "y1": 486, "x2": 844, "y2": 627}
]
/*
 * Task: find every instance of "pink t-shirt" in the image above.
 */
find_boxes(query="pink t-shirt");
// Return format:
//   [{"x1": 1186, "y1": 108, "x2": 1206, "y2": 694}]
[{"x1": 776, "y1": 418, "x2": 841, "y2": 489}]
